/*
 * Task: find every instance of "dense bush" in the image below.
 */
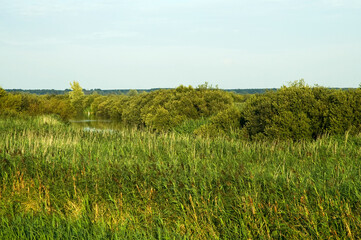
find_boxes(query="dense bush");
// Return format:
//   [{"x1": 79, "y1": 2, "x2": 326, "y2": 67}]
[
  {"x1": 1, "y1": 81, "x2": 361, "y2": 140},
  {"x1": 194, "y1": 106, "x2": 243, "y2": 138},
  {"x1": 90, "y1": 85, "x2": 239, "y2": 132},
  {"x1": 242, "y1": 81, "x2": 361, "y2": 140}
]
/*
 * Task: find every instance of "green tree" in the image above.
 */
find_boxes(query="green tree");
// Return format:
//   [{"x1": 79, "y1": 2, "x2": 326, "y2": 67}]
[
  {"x1": 145, "y1": 106, "x2": 172, "y2": 131},
  {"x1": 0, "y1": 93, "x2": 22, "y2": 116},
  {"x1": 127, "y1": 89, "x2": 138, "y2": 96},
  {"x1": 69, "y1": 81, "x2": 85, "y2": 117},
  {"x1": 326, "y1": 90, "x2": 355, "y2": 134},
  {"x1": 242, "y1": 83, "x2": 325, "y2": 140},
  {"x1": 0, "y1": 87, "x2": 7, "y2": 98}
]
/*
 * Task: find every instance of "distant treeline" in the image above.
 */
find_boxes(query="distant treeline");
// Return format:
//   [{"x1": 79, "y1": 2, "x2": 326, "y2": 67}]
[
  {"x1": 5, "y1": 88, "x2": 164, "y2": 95},
  {"x1": 1, "y1": 80, "x2": 361, "y2": 141},
  {"x1": 5, "y1": 88, "x2": 278, "y2": 95}
]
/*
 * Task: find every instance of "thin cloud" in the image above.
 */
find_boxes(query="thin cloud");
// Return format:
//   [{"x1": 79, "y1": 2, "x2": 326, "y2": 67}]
[
  {"x1": 75, "y1": 31, "x2": 141, "y2": 40},
  {"x1": 3, "y1": 0, "x2": 116, "y2": 16},
  {"x1": 0, "y1": 37, "x2": 70, "y2": 46},
  {"x1": 321, "y1": 0, "x2": 361, "y2": 8},
  {"x1": 0, "y1": 30, "x2": 140, "y2": 47}
]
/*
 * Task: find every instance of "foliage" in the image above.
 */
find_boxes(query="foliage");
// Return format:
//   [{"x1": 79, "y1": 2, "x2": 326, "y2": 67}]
[
  {"x1": 69, "y1": 81, "x2": 85, "y2": 117},
  {"x1": 194, "y1": 106, "x2": 244, "y2": 138},
  {"x1": 0, "y1": 87, "x2": 7, "y2": 98},
  {"x1": 0, "y1": 92, "x2": 22, "y2": 116},
  {"x1": 1, "y1": 82, "x2": 361, "y2": 140},
  {"x1": 127, "y1": 89, "x2": 138, "y2": 96},
  {"x1": 242, "y1": 81, "x2": 361, "y2": 140}
]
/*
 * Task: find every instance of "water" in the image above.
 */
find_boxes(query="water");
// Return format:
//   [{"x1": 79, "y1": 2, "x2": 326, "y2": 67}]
[{"x1": 69, "y1": 119, "x2": 123, "y2": 132}]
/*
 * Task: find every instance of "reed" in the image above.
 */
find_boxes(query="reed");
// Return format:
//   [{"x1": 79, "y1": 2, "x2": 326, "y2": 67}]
[{"x1": 1, "y1": 116, "x2": 361, "y2": 239}]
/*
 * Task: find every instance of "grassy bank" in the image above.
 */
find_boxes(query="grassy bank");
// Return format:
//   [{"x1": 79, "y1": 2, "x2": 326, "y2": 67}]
[{"x1": 1, "y1": 116, "x2": 361, "y2": 239}]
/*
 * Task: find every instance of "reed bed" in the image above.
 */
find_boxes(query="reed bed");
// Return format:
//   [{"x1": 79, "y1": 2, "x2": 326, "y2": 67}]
[{"x1": 1, "y1": 116, "x2": 361, "y2": 239}]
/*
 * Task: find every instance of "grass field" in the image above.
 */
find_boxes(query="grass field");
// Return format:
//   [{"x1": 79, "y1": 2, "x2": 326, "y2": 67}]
[{"x1": 1, "y1": 116, "x2": 361, "y2": 239}]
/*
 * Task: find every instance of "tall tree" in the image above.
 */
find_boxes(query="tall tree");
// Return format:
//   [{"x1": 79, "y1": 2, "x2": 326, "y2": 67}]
[{"x1": 69, "y1": 81, "x2": 85, "y2": 117}]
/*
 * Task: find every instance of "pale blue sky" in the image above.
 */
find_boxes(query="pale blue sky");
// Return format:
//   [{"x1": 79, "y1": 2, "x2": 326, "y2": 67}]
[{"x1": 1, "y1": 0, "x2": 360, "y2": 89}]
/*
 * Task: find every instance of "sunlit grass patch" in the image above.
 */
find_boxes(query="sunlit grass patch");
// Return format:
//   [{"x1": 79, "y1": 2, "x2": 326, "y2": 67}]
[{"x1": 38, "y1": 115, "x2": 62, "y2": 126}]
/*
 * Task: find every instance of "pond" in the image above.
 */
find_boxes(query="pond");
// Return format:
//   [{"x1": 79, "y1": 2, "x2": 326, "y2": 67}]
[{"x1": 69, "y1": 119, "x2": 123, "y2": 132}]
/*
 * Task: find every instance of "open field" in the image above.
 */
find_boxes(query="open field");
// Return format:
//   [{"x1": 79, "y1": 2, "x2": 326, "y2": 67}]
[{"x1": 1, "y1": 116, "x2": 361, "y2": 239}]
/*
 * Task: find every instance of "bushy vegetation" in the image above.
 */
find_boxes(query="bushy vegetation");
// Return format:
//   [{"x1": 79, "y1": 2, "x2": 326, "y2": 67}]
[
  {"x1": 94, "y1": 80, "x2": 361, "y2": 141},
  {"x1": 241, "y1": 80, "x2": 361, "y2": 140},
  {"x1": 0, "y1": 82, "x2": 244, "y2": 132},
  {"x1": 1, "y1": 116, "x2": 361, "y2": 238},
  {"x1": 1, "y1": 80, "x2": 361, "y2": 140}
]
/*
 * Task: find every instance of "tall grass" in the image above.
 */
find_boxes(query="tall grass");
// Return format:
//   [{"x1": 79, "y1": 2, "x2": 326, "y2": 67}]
[{"x1": 1, "y1": 116, "x2": 361, "y2": 239}]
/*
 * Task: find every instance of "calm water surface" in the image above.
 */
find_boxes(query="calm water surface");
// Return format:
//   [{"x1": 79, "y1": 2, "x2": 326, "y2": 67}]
[{"x1": 69, "y1": 119, "x2": 123, "y2": 132}]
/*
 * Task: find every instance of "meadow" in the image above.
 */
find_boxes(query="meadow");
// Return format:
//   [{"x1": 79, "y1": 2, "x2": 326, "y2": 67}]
[{"x1": 1, "y1": 116, "x2": 361, "y2": 239}]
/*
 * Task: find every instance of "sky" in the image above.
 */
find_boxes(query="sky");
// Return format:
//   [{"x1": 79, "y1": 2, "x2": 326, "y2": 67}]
[{"x1": 1, "y1": 0, "x2": 361, "y2": 90}]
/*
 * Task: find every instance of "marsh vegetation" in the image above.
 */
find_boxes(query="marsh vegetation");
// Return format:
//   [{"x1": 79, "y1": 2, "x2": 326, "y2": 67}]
[{"x1": 1, "y1": 82, "x2": 361, "y2": 238}]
